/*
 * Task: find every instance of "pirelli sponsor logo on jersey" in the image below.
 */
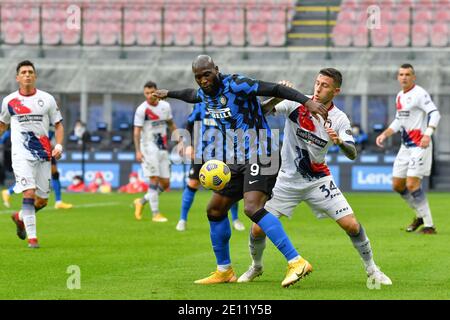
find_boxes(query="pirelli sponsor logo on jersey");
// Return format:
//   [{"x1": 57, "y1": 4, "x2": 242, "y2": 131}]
[
  {"x1": 398, "y1": 110, "x2": 410, "y2": 117},
  {"x1": 17, "y1": 114, "x2": 44, "y2": 123},
  {"x1": 296, "y1": 128, "x2": 328, "y2": 148},
  {"x1": 207, "y1": 107, "x2": 232, "y2": 119}
]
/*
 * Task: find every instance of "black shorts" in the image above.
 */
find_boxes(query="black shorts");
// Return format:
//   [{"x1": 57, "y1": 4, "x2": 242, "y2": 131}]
[
  {"x1": 188, "y1": 163, "x2": 203, "y2": 180},
  {"x1": 51, "y1": 156, "x2": 57, "y2": 166},
  {"x1": 215, "y1": 162, "x2": 278, "y2": 201}
]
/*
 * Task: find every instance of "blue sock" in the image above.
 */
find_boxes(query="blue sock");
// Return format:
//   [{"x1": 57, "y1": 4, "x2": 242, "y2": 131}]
[
  {"x1": 254, "y1": 209, "x2": 299, "y2": 261},
  {"x1": 209, "y1": 216, "x2": 232, "y2": 266},
  {"x1": 180, "y1": 186, "x2": 197, "y2": 221},
  {"x1": 8, "y1": 184, "x2": 15, "y2": 195},
  {"x1": 52, "y1": 178, "x2": 62, "y2": 202},
  {"x1": 230, "y1": 202, "x2": 239, "y2": 221}
]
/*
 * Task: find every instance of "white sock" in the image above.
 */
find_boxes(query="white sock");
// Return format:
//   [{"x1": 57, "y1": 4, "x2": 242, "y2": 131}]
[
  {"x1": 348, "y1": 224, "x2": 375, "y2": 270},
  {"x1": 288, "y1": 256, "x2": 301, "y2": 264},
  {"x1": 22, "y1": 209, "x2": 37, "y2": 240},
  {"x1": 411, "y1": 189, "x2": 433, "y2": 226},
  {"x1": 148, "y1": 188, "x2": 159, "y2": 214},
  {"x1": 217, "y1": 264, "x2": 231, "y2": 272},
  {"x1": 399, "y1": 189, "x2": 420, "y2": 215},
  {"x1": 249, "y1": 232, "x2": 266, "y2": 268}
]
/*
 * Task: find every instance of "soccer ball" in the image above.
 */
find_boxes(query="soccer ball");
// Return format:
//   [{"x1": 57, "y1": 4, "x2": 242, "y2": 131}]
[{"x1": 199, "y1": 160, "x2": 231, "y2": 191}]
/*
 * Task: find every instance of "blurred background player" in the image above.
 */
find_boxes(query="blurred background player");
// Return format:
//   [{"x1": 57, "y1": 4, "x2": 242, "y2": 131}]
[
  {"x1": 0, "y1": 60, "x2": 65, "y2": 249},
  {"x1": 376, "y1": 63, "x2": 441, "y2": 234},
  {"x1": 154, "y1": 55, "x2": 328, "y2": 287},
  {"x1": 2, "y1": 125, "x2": 73, "y2": 209},
  {"x1": 133, "y1": 81, "x2": 177, "y2": 222},
  {"x1": 238, "y1": 70, "x2": 391, "y2": 286},
  {"x1": 176, "y1": 101, "x2": 244, "y2": 232}
]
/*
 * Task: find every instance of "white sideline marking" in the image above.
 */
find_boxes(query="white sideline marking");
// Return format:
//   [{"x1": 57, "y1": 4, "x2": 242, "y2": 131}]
[{"x1": 0, "y1": 202, "x2": 122, "y2": 215}]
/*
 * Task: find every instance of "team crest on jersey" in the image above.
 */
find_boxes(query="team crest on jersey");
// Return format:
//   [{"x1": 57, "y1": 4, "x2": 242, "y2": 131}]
[
  {"x1": 38, "y1": 99, "x2": 44, "y2": 107},
  {"x1": 406, "y1": 96, "x2": 412, "y2": 104},
  {"x1": 219, "y1": 95, "x2": 228, "y2": 106},
  {"x1": 324, "y1": 119, "x2": 332, "y2": 128}
]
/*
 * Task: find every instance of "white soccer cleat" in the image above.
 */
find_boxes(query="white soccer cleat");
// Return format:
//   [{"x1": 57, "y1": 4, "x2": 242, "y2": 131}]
[
  {"x1": 176, "y1": 219, "x2": 186, "y2": 231},
  {"x1": 232, "y1": 219, "x2": 245, "y2": 231},
  {"x1": 366, "y1": 265, "x2": 392, "y2": 285},
  {"x1": 237, "y1": 265, "x2": 263, "y2": 283}
]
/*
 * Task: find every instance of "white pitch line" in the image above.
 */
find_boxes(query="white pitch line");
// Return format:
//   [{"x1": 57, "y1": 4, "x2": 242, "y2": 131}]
[{"x1": 0, "y1": 201, "x2": 122, "y2": 215}]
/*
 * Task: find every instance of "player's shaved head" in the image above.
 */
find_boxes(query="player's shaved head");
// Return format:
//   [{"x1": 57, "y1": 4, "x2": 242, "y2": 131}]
[
  {"x1": 192, "y1": 55, "x2": 215, "y2": 70},
  {"x1": 192, "y1": 55, "x2": 220, "y2": 95}
]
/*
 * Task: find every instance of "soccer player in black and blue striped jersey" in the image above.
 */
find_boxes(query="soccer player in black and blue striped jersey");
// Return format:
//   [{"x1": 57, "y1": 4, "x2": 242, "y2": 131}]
[
  {"x1": 175, "y1": 101, "x2": 245, "y2": 232},
  {"x1": 154, "y1": 55, "x2": 328, "y2": 287}
]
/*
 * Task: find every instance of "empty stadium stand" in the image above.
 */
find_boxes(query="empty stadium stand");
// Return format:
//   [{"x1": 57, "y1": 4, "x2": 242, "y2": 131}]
[{"x1": 0, "y1": 0, "x2": 296, "y2": 47}]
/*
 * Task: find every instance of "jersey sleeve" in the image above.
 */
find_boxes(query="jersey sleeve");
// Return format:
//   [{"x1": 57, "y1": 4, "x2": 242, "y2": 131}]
[
  {"x1": 166, "y1": 102, "x2": 173, "y2": 120},
  {"x1": 337, "y1": 114, "x2": 355, "y2": 144},
  {"x1": 133, "y1": 106, "x2": 145, "y2": 127},
  {"x1": 418, "y1": 89, "x2": 441, "y2": 128},
  {"x1": 388, "y1": 117, "x2": 401, "y2": 133},
  {"x1": 0, "y1": 98, "x2": 11, "y2": 124},
  {"x1": 229, "y1": 74, "x2": 259, "y2": 98},
  {"x1": 273, "y1": 100, "x2": 299, "y2": 116},
  {"x1": 49, "y1": 96, "x2": 63, "y2": 125}
]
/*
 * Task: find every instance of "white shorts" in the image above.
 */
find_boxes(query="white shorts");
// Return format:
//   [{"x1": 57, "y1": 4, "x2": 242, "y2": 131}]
[
  {"x1": 265, "y1": 175, "x2": 353, "y2": 221},
  {"x1": 12, "y1": 159, "x2": 51, "y2": 199},
  {"x1": 141, "y1": 148, "x2": 170, "y2": 179},
  {"x1": 393, "y1": 144, "x2": 432, "y2": 179}
]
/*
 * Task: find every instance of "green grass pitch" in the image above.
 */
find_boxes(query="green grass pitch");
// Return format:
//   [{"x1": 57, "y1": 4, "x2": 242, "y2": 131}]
[{"x1": 0, "y1": 191, "x2": 449, "y2": 300}]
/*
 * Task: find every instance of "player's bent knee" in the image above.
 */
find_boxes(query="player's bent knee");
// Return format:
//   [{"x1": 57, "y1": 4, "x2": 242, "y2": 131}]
[{"x1": 243, "y1": 204, "x2": 264, "y2": 218}]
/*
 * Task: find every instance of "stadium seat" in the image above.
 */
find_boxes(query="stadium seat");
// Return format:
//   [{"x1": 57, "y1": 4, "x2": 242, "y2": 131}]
[
  {"x1": 191, "y1": 23, "x2": 205, "y2": 46},
  {"x1": 210, "y1": 23, "x2": 230, "y2": 46},
  {"x1": 83, "y1": 22, "x2": 99, "y2": 45},
  {"x1": 413, "y1": 9, "x2": 433, "y2": 22},
  {"x1": 435, "y1": 9, "x2": 450, "y2": 22},
  {"x1": 333, "y1": 23, "x2": 353, "y2": 47},
  {"x1": 174, "y1": 23, "x2": 192, "y2": 46},
  {"x1": 61, "y1": 28, "x2": 81, "y2": 45},
  {"x1": 336, "y1": 10, "x2": 356, "y2": 23},
  {"x1": 352, "y1": 24, "x2": 368, "y2": 47},
  {"x1": 268, "y1": 23, "x2": 286, "y2": 47},
  {"x1": 229, "y1": 23, "x2": 245, "y2": 46},
  {"x1": 98, "y1": 22, "x2": 121, "y2": 46},
  {"x1": 3, "y1": 22, "x2": 24, "y2": 44},
  {"x1": 247, "y1": 23, "x2": 267, "y2": 46},
  {"x1": 393, "y1": 7, "x2": 411, "y2": 23},
  {"x1": 42, "y1": 22, "x2": 61, "y2": 45},
  {"x1": 370, "y1": 24, "x2": 390, "y2": 47},
  {"x1": 391, "y1": 23, "x2": 410, "y2": 47},
  {"x1": 412, "y1": 23, "x2": 429, "y2": 47},
  {"x1": 23, "y1": 20, "x2": 41, "y2": 45},
  {"x1": 123, "y1": 22, "x2": 137, "y2": 45},
  {"x1": 430, "y1": 23, "x2": 448, "y2": 47}
]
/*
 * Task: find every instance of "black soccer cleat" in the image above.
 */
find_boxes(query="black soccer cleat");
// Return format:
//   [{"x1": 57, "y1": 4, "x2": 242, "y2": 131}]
[{"x1": 406, "y1": 217, "x2": 423, "y2": 232}]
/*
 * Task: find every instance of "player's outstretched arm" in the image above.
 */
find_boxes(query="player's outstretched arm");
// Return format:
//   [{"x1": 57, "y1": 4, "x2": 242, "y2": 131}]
[
  {"x1": 256, "y1": 80, "x2": 328, "y2": 120},
  {"x1": 261, "y1": 80, "x2": 294, "y2": 114},
  {"x1": 153, "y1": 88, "x2": 202, "y2": 104}
]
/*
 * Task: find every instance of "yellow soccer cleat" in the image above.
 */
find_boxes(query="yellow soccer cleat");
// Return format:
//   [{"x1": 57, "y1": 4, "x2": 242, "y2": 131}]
[
  {"x1": 281, "y1": 257, "x2": 313, "y2": 288},
  {"x1": 152, "y1": 213, "x2": 168, "y2": 222},
  {"x1": 2, "y1": 189, "x2": 11, "y2": 208},
  {"x1": 54, "y1": 201, "x2": 73, "y2": 209},
  {"x1": 194, "y1": 268, "x2": 237, "y2": 284},
  {"x1": 134, "y1": 198, "x2": 144, "y2": 220}
]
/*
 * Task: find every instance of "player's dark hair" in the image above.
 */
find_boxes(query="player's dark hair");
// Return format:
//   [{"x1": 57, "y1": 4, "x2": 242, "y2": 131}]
[
  {"x1": 319, "y1": 68, "x2": 342, "y2": 87},
  {"x1": 144, "y1": 81, "x2": 157, "y2": 89},
  {"x1": 400, "y1": 63, "x2": 415, "y2": 74},
  {"x1": 16, "y1": 60, "x2": 36, "y2": 74}
]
